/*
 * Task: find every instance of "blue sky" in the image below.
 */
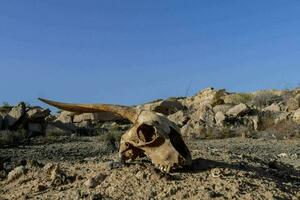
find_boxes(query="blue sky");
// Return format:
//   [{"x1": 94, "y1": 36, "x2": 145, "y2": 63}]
[{"x1": 0, "y1": 1, "x2": 300, "y2": 107}]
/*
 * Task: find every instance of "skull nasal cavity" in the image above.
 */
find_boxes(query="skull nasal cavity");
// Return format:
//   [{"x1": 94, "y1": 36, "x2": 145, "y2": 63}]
[{"x1": 137, "y1": 124, "x2": 156, "y2": 143}]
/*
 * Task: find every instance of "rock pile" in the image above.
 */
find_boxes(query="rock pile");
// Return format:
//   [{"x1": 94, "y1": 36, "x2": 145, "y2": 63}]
[
  {"x1": 1, "y1": 87, "x2": 300, "y2": 142},
  {"x1": 142, "y1": 87, "x2": 300, "y2": 139}
]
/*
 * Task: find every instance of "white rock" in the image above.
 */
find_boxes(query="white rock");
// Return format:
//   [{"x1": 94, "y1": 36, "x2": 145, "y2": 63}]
[
  {"x1": 226, "y1": 103, "x2": 250, "y2": 117},
  {"x1": 167, "y1": 111, "x2": 188, "y2": 126},
  {"x1": 26, "y1": 107, "x2": 50, "y2": 121},
  {"x1": 7, "y1": 166, "x2": 25, "y2": 182},
  {"x1": 292, "y1": 108, "x2": 300, "y2": 124},
  {"x1": 215, "y1": 111, "x2": 226, "y2": 126},
  {"x1": 287, "y1": 97, "x2": 299, "y2": 111},
  {"x1": 4, "y1": 102, "x2": 26, "y2": 128},
  {"x1": 263, "y1": 103, "x2": 281, "y2": 112},
  {"x1": 56, "y1": 111, "x2": 74, "y2": 124},
  {"x1": 277, "y1": 153, "x2": 288, "y2": 158}
]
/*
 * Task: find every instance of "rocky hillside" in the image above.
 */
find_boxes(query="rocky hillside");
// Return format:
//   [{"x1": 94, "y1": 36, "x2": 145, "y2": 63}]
[{"x1": 1, "y1": 87, "x2": 300, "y2": 146}]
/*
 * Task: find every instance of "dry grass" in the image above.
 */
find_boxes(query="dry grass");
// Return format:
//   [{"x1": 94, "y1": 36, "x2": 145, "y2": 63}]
[{"x1": 0, "y1": 130, "x2": 28, "y2": 147}]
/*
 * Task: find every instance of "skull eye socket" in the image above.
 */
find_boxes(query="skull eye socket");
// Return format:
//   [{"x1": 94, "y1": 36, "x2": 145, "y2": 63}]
[{"x1": 137, "y1": 124, "x2": 156, "y2": 143}]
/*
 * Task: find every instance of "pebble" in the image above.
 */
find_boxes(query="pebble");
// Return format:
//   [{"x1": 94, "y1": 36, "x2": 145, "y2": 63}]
[{"x1": 84, "y1": 173, "x2": 108, "y2": 188}]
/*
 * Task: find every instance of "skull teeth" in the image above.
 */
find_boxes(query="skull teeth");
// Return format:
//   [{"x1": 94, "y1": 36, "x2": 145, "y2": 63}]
[{"x1": 154, "y1": 164, "x2": 173, "y2": 173}]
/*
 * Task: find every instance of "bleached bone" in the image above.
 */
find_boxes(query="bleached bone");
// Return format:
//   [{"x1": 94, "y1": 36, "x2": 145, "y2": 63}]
[{"x1": 39, "y1": 98, "x2": 192, "y2": 172}]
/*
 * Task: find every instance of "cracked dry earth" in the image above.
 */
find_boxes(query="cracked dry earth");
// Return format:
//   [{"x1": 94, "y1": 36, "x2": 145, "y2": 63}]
[{"x1": 0, "y1": 137, "x2": 300, "y2": 200}]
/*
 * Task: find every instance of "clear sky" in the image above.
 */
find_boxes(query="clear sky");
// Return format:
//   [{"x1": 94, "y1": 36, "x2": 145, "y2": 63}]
[{"x1": 1, "y1": 1, "x2": 300, "y2": 107}]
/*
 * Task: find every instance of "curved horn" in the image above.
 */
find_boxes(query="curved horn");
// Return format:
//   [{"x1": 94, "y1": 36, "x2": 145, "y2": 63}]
[{"x1": 38, "y1": 98, "x2": 138, "y2": 122}]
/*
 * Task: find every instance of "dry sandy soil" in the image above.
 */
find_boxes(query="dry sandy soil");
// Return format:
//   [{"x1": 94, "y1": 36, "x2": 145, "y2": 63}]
[{"x1": 0, "y1": 137, "x2": 300, "y2": 200}]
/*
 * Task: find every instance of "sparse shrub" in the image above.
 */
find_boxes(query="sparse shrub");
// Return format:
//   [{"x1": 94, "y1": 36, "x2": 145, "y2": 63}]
[
  {"x1": 224, "y1": 93, "x2": 254, "y2": 105},
  {"x1": 46, "y1": 131, "x2": 72, "y2": 138},
  {"x1": 97, "y1": 130, "x2": 122, "y2": 143},
  {"x1": 0, "y1": 130, "x2": 28, "y2": 147},
  {"x1": 2, "y1": 102, "x2": 11, "y2": 108},
  {"x1": 252, "y1": 91, "x2": 282, "y2": 108},
  {"x1": 270, "y1": 120, "x2": 300, "y2": 139}
]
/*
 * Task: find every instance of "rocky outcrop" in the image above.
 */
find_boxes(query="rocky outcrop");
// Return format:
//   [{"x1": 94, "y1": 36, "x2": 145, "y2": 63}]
[
  {"x1": 292, "y1": 108, "x2": 300, "y2": 124},
  {"x1": 4, "y1": 102, "x2": 26, "y2": 129},
  {"x1": 226, "y1": 103, "x2": 250, "y2": 117},
  {"x1": 167, "y1": 111, "x2": 189, "y2": 127},
  {"x1": 1, "y1": 87, "x2": 300, "y2": 141},
  {"x1": 141, "y1": 99, "x2": 184, "y2": 115}
]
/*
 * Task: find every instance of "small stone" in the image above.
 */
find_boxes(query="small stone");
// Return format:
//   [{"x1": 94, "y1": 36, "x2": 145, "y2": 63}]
[
  {"x1": 43, "y1": 163, "x2": 56, "y2": 174},
  {"x1": 135, "y1": 171, "x2": 145, "y2": 179},
  {"x1": 211, "y1": 168, "x2": 221, "y2": 178},
  {"x1": 277, "y1": 153, "x2": 288, "y2": 158},
  {"x1": 84, "y1": 173, "x2": 108, "y2": 188},
  {"x1": 7, "y1": 166, "x2": 25, "y2": 182},
  {"x1": 35, "y1": 184, "x2": 47, "y2": 192}
]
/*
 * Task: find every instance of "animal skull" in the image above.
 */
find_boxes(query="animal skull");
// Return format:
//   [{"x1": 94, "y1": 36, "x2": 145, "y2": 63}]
[
  {"x1": 119, "y1": 110, "x2": 191, "y2": 172},
  {"x1": 38, "y1": 98, "x2": 192, "y2": 172}
]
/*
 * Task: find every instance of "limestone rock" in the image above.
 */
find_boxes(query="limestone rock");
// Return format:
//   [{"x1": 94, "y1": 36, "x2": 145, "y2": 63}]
[
  {"x1": 181, "y1": 120, "x2": 206, "y2": 138},
  {"x1": 7, "y1": 166, "x2": 25, "y2": 182},
  {"x1": 213, "y1": 104, "x2": 232, "y2": 114},
  {"x1": 191, "y1": 104, "x2": 215, "y2": 125},
  {"x1": 226, "y1": 103, "x2": 250, "y2": 117},
  {"x1": 262, "y1": 103, "x2": 281, "y2": 112},
  {"x1": 215, "y1": 111, "x2": 226, "y2": 126},
  {"x1": 141, "y1": 99, "x2": 183, "y2": 115},
  {"x1": 56, "y1": 111, "x2": 74, "y2": 124},
  {"x1": 287, "y1": 98, "x2": 299, "y2": 111},
  {"x1": 73, "y1": 112, "x2": 122, "y2": 123},
  {"x1": 249, "y1": 115, "x2": 259, "y2": 131},
  {"x1": 167, "y1": 111, "x2": 189, "y2": 127},
  {"x1": 183, "y1": 87, "x2": 226, "y2": 110},
  {"x1": 292, "y1": 109, "x2": 300, "y2": 124},
  {"x1": 274, "y1": 112, "x2": 290, "y2": 124},
  {"x1": 4, "y1": 102, "x2": 26, "y2": 128},
  {"x1": 84, "y1": 173, "x2": 108, "y2": 188},
  {"x1": 26, "y1": 107, "x2": 50, "y2": 121},
  {"x1": 222, "y1": 93, "x2": 253, "y2": 104}
]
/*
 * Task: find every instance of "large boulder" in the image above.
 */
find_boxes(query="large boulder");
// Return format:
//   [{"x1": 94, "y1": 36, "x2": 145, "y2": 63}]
[
  {"x1": 287, "y1": 98, "x2": 299, "y2": 111},
  {"x1": 292, "y1": 108, "x2": 300, "y2": 124},
  {"x1": 190, "y1": 104, "x2": 215, "y2": 126},
  {"x1": 213, "y1": 104, "x2": 232, "y2": 114},
  {"x1": 262, "y1": 103, "x2": 281, "y2": 112},
  {"x1": 181, "y1": 120, "x2": 206, "y2": 138},
  {"x1": 167, "y1": 110, "x2": 189, "y2": 127},
  {"x1": 56, "y1": 111, "x2": 74, "y2": 124},
  {"x1": 215, "y1": 111, "x2": 226, "y2": 126},
  {"x1": 4, "y1": 102, "x2": 26, "y2": 128},
  {"x1": 73, "y1": 112, "x2": 123, "y2": 123},
  {"x1": 287, "y1": 94, "x2": 300, "y2": 111},
  {"x1": 183, "y1": 87, "x2": 226, "y2": 110},
  {"x1": 26, "y1": 107, "x2": 50, "y2": 122},
  {"x1": 226, "y1": 103, "x2": 250, "y2": 117},
  {"x1": 141, "y1": 99, "x2": 184, "y2": 115}
]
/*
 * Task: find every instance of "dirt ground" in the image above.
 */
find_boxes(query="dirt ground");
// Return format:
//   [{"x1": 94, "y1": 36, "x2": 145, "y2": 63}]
[{"x1": 0, "y1": 136, "x2": 300, "y2": 200}]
